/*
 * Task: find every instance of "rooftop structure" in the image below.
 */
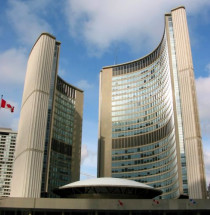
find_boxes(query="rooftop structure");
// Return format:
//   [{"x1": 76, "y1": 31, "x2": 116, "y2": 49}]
[{"x1": 54, "y1": 177, "x2": 162, "y2": 199}]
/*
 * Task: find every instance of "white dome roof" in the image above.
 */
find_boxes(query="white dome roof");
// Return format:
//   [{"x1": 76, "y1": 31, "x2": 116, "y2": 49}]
[
  {"x1": 54, "y1": 177, "x2": 162, "y2": 199},
  {"x1": 60, "y1": 177, "x2": 153, "y2": 190}
]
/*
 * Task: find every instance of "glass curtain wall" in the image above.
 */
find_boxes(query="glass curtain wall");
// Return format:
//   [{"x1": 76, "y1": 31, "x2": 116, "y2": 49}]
[{"x1": 111, "y1": 34, "x2": 180, "y2": 199}]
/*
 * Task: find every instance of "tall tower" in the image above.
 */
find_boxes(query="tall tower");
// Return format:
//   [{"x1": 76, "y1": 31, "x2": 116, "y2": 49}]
[
  {"x1": 0, "y1": 128, "x2": 17, "y2": 197},
  {"x1": 10, "y1": 33, "x2": 83, "y2": 198},
  {"x1": 98, "y1": 7, "x2": 206, "y2": 199}
]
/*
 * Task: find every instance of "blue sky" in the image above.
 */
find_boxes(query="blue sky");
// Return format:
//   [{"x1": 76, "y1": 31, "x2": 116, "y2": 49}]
[{"x1": 0, "y1": 0, "x2": 210, "y2": 186}]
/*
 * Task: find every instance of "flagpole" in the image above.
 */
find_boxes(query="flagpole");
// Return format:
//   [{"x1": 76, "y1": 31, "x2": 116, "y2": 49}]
[{"x1": 0, "y1": 95, "x2": 3, "y2": 109}]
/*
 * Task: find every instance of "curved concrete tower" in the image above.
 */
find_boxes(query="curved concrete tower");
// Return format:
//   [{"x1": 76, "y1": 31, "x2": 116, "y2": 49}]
[
  {"x1": 98, "y1": 7, "x2": 206, "y2": 199},
  {"x1": 11, "y1": 33, "x2": 83, "y2": 197}
]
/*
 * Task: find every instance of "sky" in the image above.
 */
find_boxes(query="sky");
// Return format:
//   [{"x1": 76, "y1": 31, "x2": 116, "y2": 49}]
[{"x1": 0, "y1": 0, "x2": 210, "y2": 187}]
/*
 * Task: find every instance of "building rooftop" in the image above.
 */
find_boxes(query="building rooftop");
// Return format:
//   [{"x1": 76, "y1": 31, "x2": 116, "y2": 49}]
[
  {"x1": 60, "y1": 177, "x2": 152, "y2": 189},
  {"x1": 54, "y1": 177, "x2": 162, "y2": 199}
]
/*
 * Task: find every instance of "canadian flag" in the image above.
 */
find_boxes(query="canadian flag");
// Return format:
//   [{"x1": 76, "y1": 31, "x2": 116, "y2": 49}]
[
  {"x1": 152, "y1": 199, "x2": 160, "y2": 205},
  {"x1": 0, "y1": 98, "x2": 15, "y2": 113},
  {"x1": 118, "y1": 200, "x2": 123, "y2": 206}
]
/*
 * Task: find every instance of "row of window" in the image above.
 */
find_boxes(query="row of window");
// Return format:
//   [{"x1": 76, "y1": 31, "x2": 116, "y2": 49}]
[
  {"x1": 111, "y1": 82, "x2": 170, "y2": 112},
  {"x1": 112, "y1": 152, "x2": 177, "y2": 176},
  {"x1": 53, "y1": 92, "x2": 75, "y2": 144},
  {"x1": 112, "y1": 102, "x2": 171, "y2": 124},
  {"x1": 112, "y1": 65, "x2": 161, "y2": 89},
  {"x1": 112, "y1": 37, "x2": 166, "y2": 76},
  {"x1": 113, "y1": 164, "x2": 178, "y2": 183},
  {"x1": 112, "y1": 119, "x2": 175, "y2": 150},
  {"x1": 112, "y1": 145, "x2": 176, "y2": 171},
  {"x1": 56, "y1": 93, "x2": 75, "y2": 107},
  {"x1": 111, "y1": 67, "x2": 168, "y2": 102},
  {"x1": 148, "y1": 172, "x2": 178, "y2": 188},
  {"x1": 112, "y1": 93, "x2": 169, "y2": 117},
  {"x1": 112, "y1": 113, "x2": 171, "y2": 138},
  {"x1": 57, "y1": 76, "x2": 76, "y2": 99},
  {"x1": 48, "y1": 150, "x2": 72, "y2": 192},
  {"x1": 112, "y1": 131, "x2": 175, "y2": 155},
  {"x1": 112, "y1": 60, "x2": 167, "y2": 92},
  {"x1": 113, "y1": 161, "x2": 177, "y2": 178},
  {"x1": 112, "y1": 63, "x2": 168, "y2": 94},
  {"x1": 111, "y1": 79, "x2": 170, "y2": 107},
  {"x1": 112, "y1": 101, "x2": 172, "y2": 127},
  {"x1": 112, "y1": 90, "x2": 168, "y2": 116},
  {"x1": 112, "y1": 111, "x2": 172, "y2": 138},
  {"x1": 112, "y1": 100, "x2": 172, "y2": 130},
  {"x1": 112, "y1": 135, "x2": 175, "y2": 161}
]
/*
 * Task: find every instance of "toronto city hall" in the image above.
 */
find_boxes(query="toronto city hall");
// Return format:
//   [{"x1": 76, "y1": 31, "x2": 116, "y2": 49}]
[{"x1": 1, "y1": 6, "x2": 208, "y2": 215}]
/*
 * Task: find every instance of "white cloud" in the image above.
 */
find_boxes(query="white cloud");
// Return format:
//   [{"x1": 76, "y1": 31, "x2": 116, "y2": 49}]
[
  {"x1": 205, "y1": 63, "x2": 210, "y2": 74},
  {"x1": 58, "y1": 68, "x2": 67, "y2": 78},
  {"x1": 65, "y1": 0, "x2": 210, "y2": 55},
  {"x1": 81, "y1": 144, "x2": 97, "y2": 168},
  {"x1": 80, "y1": 143, "x2": 97, "y2": 179},
  {"x1": 204, "y1": 151, "x2": 210, "y2": 185},
  {"x1": 6, "y1": 0, "x2": 53, "y2": 46},
  {"x1": 196, "y1": 75, "x2": 210, "y2": 185},
  {"x1": 196, "y1": 76, "x2": 210, "y2": 138},
  {"x1": 0, "y1": 48, "x2": 27, "y2": 85},
  {"x1": 81, "y1": 144, "x2": 89, "y2": 164},
  {"x1": 76, "y1": 80, "x2": 94, "y2": 90}
]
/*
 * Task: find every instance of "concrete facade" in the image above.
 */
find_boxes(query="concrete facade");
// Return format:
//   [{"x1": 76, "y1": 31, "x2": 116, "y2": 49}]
[
  {"x1": 0, "y1": 198, "x2": 210, "y2": 214},
  {"x1": 170, "y1": 7, "x2": 206, "y2": 199},
  {"x1": 10, "y1": 33, "x2": 83, "y2": 198}
]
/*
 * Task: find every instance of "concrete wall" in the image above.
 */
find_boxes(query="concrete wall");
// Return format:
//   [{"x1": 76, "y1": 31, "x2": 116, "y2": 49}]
[
  {"x1": 171, "y1": 7, "x2": 206, "y2": 199},
  {"x1": 98, "y1": 68, "x2": 112, "y2": 177},
  {"x1": 10, "y1": 33, "x2": 57, "y2": 198},
  {"x1": 0, "y1": 198, "x2": 210, "y2": 212}
]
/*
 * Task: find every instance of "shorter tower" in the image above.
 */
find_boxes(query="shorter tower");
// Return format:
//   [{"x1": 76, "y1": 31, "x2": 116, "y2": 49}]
[
  {"x1": 11, "y1": 33, "x2": 83, "y2": 198},
  {"x1": 41, "y1": 77, "x2": 83, "y2": 197},
  {"x1": 0, "y1": 128, "x2": 17, "y2": 197}
]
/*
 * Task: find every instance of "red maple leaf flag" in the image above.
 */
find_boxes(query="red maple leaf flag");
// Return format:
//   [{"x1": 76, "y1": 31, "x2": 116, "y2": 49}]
[
  {"x1": 152, "y1": 199, "x2": 160, "y2": 205},
  {"x1": 118, "y1": 200, "x2": 123, "y2": 206},
  {"x1": 0, "y1": 97, "x2": 15, "y2": 113},
  {"x1": 1, "y1": 98, "x2": 6, "y2": 108}
]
